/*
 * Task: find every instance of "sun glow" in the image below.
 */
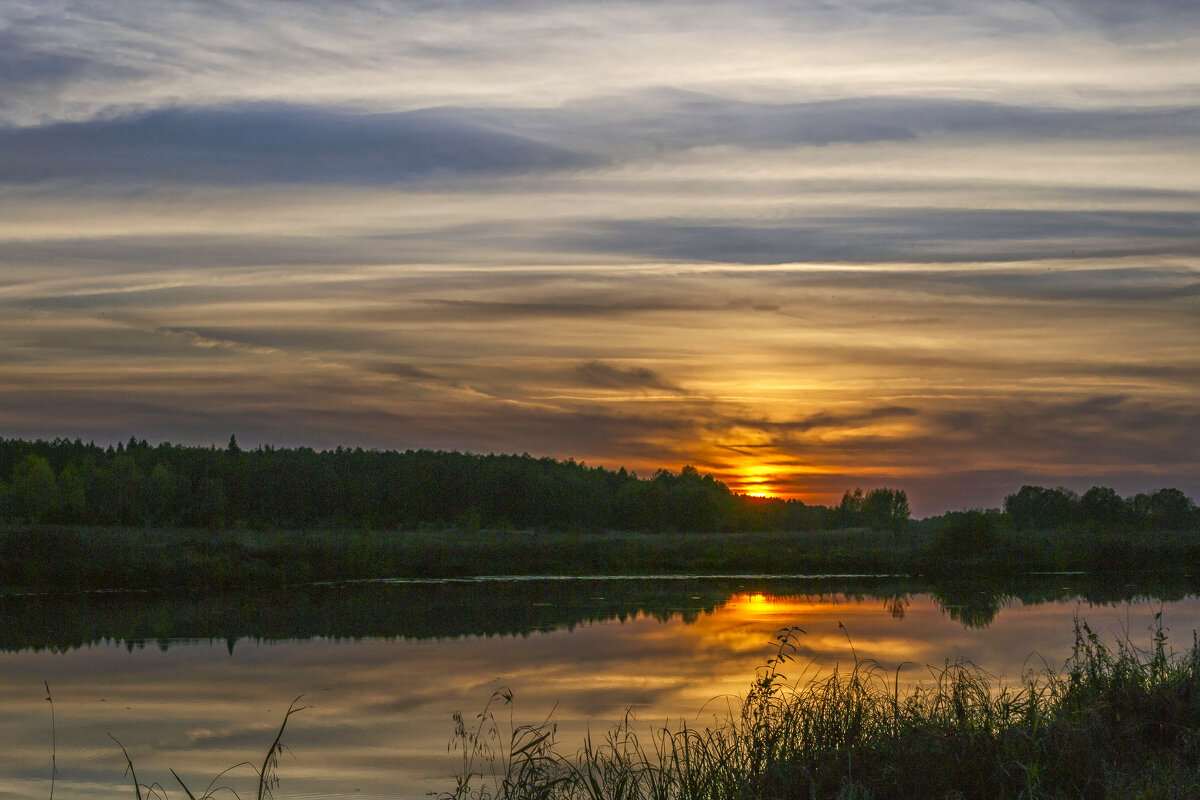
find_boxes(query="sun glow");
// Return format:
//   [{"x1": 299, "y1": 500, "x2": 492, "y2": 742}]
[
  {"x1": 724, "y1": 592, "x2": 822, "y2": 618},
  {"x1": 724, "y1": 462, "x2": 782, "y2": 494}
]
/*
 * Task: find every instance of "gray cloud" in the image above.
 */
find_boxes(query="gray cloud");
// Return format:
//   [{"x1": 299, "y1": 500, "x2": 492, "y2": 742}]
[
  {"x1": 0, "y1": 233, "x2": 445, "y2": 273},
  {"x1": 420, "y1": 294, "x2": 779, "y2": 321},
  {"x1": 3, "y1": 94, "x2": 1197, "y2": 187},
  {"x1": 908, "y1": 266, "x2": 1200, "y2": 303},
  {"x1": 4, "y1": 222, "x2": 1198, "y2": 281},
  {"x1": 1056, "y1": 0, "x2": 1200, "y2": 29},
  {"x1": 1, "y1": 0, "x2": 1197, "y2": 519},
  {"x1": 574, "y1": 361, "x2": 683, "y2": 393},
  {"x1": 363, "y1": 362, "x2": 443, "y2": 381},
  {"x1": 757, "y1": 265, "x2": 1200, "y2": 303},
  {"x1": 0, "y1": 105, "x2": 599, "y2": 185},
  {"x1": 461, "y1": 93, "x2": 1200, "y2": 156},
  {"x1": 555, "y1": 212, "x2": 1200, "y2": 264},
  {"x1": 918, "y1": 396, "x2": 1200, "y2": 469},
  {"x1": 765, "y1": 406, "x2": 921, "y2": 434},
  {"x1": 0, "y1": 26, "x2": 146, "y2": 117}
]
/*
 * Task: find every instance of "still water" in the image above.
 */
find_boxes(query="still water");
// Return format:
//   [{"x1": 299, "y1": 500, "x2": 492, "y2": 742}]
[{"x1": 2, "y1": 575, "x2": 1198, "y2": 799}]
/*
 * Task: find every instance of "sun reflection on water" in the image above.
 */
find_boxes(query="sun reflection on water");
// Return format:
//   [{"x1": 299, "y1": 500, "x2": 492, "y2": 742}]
[{"x1": 2, "y1": 587, "x2": 1198, "y2": 800}]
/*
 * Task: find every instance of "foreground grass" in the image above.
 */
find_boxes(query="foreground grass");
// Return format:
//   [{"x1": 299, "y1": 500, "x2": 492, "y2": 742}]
[
  {"x1": 444, "y1": 620, "x2": 1200, "y2": 800},
  {"x1": 4, "y1": 523, "x2": 1200, "y2": 593}
]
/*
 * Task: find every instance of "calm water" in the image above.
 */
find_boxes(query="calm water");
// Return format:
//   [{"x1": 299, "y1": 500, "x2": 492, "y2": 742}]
[{"x1": 2, "y1": 576, "x2": 1198, "y2": 799}]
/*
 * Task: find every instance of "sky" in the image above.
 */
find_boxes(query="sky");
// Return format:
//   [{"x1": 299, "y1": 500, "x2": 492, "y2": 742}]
[{"x1": 1, "y1": 0, "x2": 1198, "y2": 514}]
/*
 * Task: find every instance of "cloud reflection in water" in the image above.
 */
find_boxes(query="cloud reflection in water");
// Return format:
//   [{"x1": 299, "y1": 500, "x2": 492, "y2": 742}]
[{"x1": 1, "y1": 583, "x2": 1198, "y2": 799}]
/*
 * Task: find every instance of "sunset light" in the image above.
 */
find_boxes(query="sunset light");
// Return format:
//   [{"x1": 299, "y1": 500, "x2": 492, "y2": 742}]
[
  {"x1": 0, "y1": 1, "x2": 1196, "y2": 516},
  {"x1": 732, "y1": 465, "x2": 782, "y2": 498},
  {"x1": 3, "y1": 5, "x2": 1200, "y2": 800}
]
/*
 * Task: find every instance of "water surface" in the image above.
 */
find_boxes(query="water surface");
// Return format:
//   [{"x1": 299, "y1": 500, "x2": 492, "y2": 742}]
[{"x1": 2, "y1": 576, "x2": 1197, "y2": 799}]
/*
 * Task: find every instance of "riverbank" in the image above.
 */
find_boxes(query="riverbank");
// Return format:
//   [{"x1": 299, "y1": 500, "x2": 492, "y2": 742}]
[
  {"x1": 7, "y1": 525, "x2": 1200, "y2": 594},
  {"x1": 3, "y1": 523, "x2": 1199, "y2": 594}
]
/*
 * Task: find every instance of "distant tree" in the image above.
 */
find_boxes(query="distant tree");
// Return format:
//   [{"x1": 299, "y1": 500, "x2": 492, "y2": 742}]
[
  {"x1": 145, "y1": 462, "x2": 178, "y2": 525},
  {"x1": 1004, "y1": 485, "x2": 1077, "y2": 530},
  {"x1": 1079, "y1": 486, "x2": 1126, "y2": 530},
  {"x1": 933, "y1": 509, "x2": 998, "y2": 555},
  {"x1": 862, "y1": 488, "x2": 910, "y2": 533},
  {"x1": 56, "y1": 463, "x2": 88, "y2": 523},
  {"x1": 103, "y1": 453, "x2": 145, "y2": 524},
  {"x1": 837, "y1": 488, "x2": 865, "y2": 528},
  {"x1": 1133, "y1": 488, "x2": 1196, "y2": 530},
  {"x1": 198, "y1": 478, "x2": 228, "y2": 531},
  {"x1": 12, "y1": 454, "x2": 58, "y2": 524}
]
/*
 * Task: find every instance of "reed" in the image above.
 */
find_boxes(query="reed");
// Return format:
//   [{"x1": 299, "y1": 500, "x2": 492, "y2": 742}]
[
  {"x1": 442, "y1": 618, "x2": 1200, "y2": 800},
  {"x1": 100, "y1": 697, "x2": 308, "y2": 800}
]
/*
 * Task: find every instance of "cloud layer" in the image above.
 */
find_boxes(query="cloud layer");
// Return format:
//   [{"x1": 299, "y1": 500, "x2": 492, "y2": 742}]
[{"x1": 1, "y1": 0, "x2": 1198, "y2": 513}]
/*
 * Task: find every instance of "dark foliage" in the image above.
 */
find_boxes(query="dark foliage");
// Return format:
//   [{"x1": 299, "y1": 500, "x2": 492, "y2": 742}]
[
  {"x1": 0, "y1": 437, "x2": 844, "y2": 533},
  {"x1": 1003, "y1": 483, "x2": 1199, "y2": 532}
]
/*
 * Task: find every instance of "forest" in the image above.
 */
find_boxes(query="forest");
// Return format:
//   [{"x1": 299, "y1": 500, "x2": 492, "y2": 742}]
[{"x1": 0, "y1": 436, "x2": 1196, "y2": 534}]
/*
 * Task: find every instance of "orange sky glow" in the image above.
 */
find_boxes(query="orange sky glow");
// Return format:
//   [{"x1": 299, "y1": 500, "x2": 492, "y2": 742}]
[{"x1": 1, "y1": 1, "x2": 1198, "y2": 514}]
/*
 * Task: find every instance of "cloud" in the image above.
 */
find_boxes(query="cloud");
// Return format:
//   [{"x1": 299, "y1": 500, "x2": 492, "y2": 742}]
[
  {"x1": 574, "y1": 361, "x2": 684, "y2": 393},
  {"x1": 0, "y1": 25, "x2": 146, "y2": 118},
  {"x1": 459, "y1": 94, "x2": 1200, "y2": 157},
  {"x1": 364, "y1": 362, "x2": 443, "y2": 381},
  {"x1": 553, "y1": 213, "x2": 1200, "y2": 264},
  {"x1": 1, "y1": 0, "x2": 1197, "y2": 520},
  {"x1": 4, "y1": 0, "x2": 1198, "y2": 131},
  {"x1": 1056, "y1": 0, "x2": 1200, "y2": 30},
  {"x1": 755, "y1": 264, "x2": 1200, "y2": 304},
  {"x1": 5, "y1": 95, "x2": 1197, "y2": 188},
  {"x1": 765, "y1": 406, "x2": 921, "y2": 434},
  {"x1": 419, "y1": 294, "x2": 779, "y2": 321},
  {"x1": 0, "y1": 104, "x2": 600, "y2": 185}
]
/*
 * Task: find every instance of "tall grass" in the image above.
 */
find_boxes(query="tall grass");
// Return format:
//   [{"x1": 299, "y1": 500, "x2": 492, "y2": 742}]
[
  {"x1": 102, "y1": 697, "x2": 308, "y2": 800},
  {"x1": 442, "y1": 619, "x2": 1200, "y2": 800}
]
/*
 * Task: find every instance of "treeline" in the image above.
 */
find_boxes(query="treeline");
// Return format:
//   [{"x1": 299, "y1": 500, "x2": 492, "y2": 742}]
[
  {"x1": 0, "y1": 436, "x2": 858, "y2": 532},
  {"x1": 916, "y1": 484, "x2": 1200, "y2": 553},
  {"x1": 2, "y1": 437, "x2": 1195, "y2": 535},
  {"x1": 1004, "y1": 484, "x2": 1197, "y2": 531}
]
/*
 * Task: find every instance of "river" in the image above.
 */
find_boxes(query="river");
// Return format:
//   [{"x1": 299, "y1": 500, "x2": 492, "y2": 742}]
[{"x1": 2, "y1": 574, "x2": 1197, "y2": 799}]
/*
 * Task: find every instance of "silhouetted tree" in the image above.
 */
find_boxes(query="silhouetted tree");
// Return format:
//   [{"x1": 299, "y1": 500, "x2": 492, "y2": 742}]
[
  {"x1": 2, "y1": 436, "x2": 1195, "y2": 537},
  {"x1": 1079, "y1": 486, "x2": 1126, "y2": 530},
  {"x1": 12, "y1": 454, "x2": 57, "y2": 524},
  {"x1": 862, "y1": 488, "x2": 910, "y2": 533},
  {"x1": 1004, "y1": 485, "x2": 1077, "y2": 530},
  {"x1": 1133, "y1": 488, "x2": 1196, "y2": 530},
  {"x1": 837, "y1": 488, "x2": 865, "y2": 527}
]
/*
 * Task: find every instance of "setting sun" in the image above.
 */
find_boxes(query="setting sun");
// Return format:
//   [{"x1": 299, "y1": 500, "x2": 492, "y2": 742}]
[{"x1": 728, "y1": 463, "x2": 785, "y2": 498}]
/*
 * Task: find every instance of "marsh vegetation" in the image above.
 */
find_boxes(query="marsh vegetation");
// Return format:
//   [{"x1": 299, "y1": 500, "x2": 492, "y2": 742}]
[{"x1": 440, "y1": 620, "x2": 1200, "y2": 800}]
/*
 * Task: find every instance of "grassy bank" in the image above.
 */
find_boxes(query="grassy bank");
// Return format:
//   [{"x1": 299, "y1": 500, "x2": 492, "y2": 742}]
[
  {"x1": 444, "y1": 620, "x2": 1200, "y2": 800},
  {"x1": 3, "y1": 523, "x2": 1200, "y2": 593}
]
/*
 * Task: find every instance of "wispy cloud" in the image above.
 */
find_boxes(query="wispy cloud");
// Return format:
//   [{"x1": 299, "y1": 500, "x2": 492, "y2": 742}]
[
  {"x1": 574, "y1": 361, "x2": 685, "y2": 394},
  {"x1": 0, "y1": 0, "x2": 1197, "y2": 512},
  {"x1": 0, "y1": 105, "x2": 599, "y2": 185}
]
